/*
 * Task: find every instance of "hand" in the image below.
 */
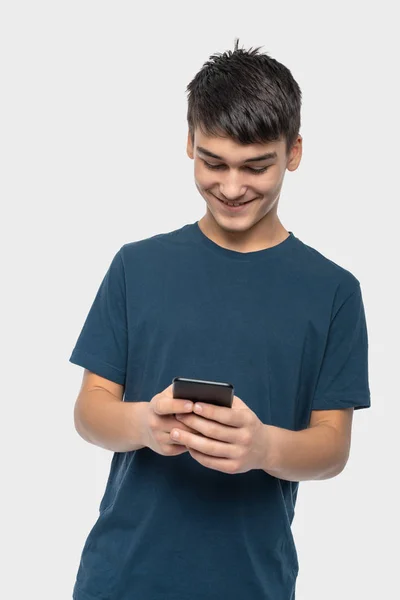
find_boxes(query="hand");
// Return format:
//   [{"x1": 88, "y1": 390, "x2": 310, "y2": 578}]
[
  {"x1": 141, "y1": 383, "x2": 200, "y2": 457},
  {"x1": 170, "y1": 395, "x2": 270, "y2": 474}
]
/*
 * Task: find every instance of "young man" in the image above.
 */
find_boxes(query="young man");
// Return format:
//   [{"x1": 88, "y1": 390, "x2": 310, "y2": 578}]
[{"x1": 69, "y1": 40, "x2": 370, "y2": 600}]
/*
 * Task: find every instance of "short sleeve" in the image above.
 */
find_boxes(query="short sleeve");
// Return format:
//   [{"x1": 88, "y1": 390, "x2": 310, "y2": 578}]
[
  {"x1": 69, "y1": 247, "x2": 128, "y2": 386},
  {"x1": 312, "y1": 282, "x2": 371, "y2": 410}
]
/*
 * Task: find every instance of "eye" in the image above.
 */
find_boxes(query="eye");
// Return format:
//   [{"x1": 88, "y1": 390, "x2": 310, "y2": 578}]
[{"x1": 202, "y1": 160, "x2": 269, "y2": 175}]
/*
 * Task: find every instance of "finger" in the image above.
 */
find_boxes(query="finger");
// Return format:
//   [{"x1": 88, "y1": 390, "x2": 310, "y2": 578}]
[
  {"x1": 162, "y1": 431, "x2": 187, "y2": 447},
  {"x1": 192, "y1": 401, "x2": 249, "y2": 427},
  {"x1": 188, "y1": 448, "x2": 234, "y2": 474},
  {"x1": 161, "y1": 418, "x2": 201, "y2": 442},
  {"x1": 170, "y1": 428, "x2": 234, "y2": 458},
  {"x1": 175, "y1": 413, "x2": 237, "y2": 443},
  {"x1": 231, "y1": 395, "x2": 247, "y2": 409},
  {"x1": 171, "y1": 419, "x2": 203, "y2": 437},
  {"x1": 167, "y1": 442, "x2": 188, "y2": 455},
  {"x1": 152, "y1": 394, "x2": 193, "y2": 416}
]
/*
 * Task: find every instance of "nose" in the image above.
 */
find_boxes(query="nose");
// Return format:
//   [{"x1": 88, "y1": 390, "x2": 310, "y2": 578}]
[{"x1": 219, "y1": 172, "x2": 247, "y2": 202}]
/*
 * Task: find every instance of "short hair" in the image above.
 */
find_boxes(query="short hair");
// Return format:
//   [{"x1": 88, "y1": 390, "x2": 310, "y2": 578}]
[{"x1": 186, "y1": 38, "x2": 302, "y2": 156}]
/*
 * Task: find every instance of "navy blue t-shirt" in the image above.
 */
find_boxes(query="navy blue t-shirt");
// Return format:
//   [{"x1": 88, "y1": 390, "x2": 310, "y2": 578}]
[{"x1": 69, "y1": 221, "x2": 370, "y2": 600}]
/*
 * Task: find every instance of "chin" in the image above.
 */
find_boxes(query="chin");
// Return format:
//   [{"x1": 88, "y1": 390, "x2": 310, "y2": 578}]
[{"x1": 212, "y1": 211, "x2": 257, "y2": 231}]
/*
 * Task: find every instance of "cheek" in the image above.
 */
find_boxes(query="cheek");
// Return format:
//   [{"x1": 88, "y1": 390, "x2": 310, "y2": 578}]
[
  {"x1": 194, "y1": 161, "x2": 219, "y2": 187},
  {"x1": 194, "y1": 170, "x2": 214, "y2": 191},
  {"x1": 260, "y1": 173, "x2": 281, "y2": 195}
]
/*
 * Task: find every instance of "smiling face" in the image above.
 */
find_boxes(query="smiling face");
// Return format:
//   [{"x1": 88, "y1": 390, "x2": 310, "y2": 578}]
[{"x1": 187, "y1": 127, "x2": 302, "y2": 249}]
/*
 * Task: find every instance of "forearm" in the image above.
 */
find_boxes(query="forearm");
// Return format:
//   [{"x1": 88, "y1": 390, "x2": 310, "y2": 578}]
[
  {"x1": 74, "y1": 389, "x2": 148, "y2": 453},
  {"x1": 263, "y1": 423, "x2": 349, "y2": 482}
]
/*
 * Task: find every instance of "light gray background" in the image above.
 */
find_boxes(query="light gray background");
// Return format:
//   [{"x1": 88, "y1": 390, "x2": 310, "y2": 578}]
[{"x1": 1, "y1": 1, "x2": 398, "y2": 598}]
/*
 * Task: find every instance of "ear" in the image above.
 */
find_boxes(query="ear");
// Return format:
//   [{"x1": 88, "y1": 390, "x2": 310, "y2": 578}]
[
  {"x1": 186, "y1": 130, "x2": 194, "y2": 159},
  {"x1": 286, "y1": 135, "x2": 303, "y2": 172}
]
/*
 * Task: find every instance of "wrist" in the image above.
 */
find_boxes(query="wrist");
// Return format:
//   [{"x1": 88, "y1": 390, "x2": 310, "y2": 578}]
[
  {"x1": 127, "y1": 401, "x2": 150, "y2": 450},
  {"x1": 261, "y1": 424, "x2": 281, "y2": 473}
]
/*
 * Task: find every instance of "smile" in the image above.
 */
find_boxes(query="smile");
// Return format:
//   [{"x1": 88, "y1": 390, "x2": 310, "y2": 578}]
[{"x1": 212, "y1": 193, "x2": 256, "y2": 212}]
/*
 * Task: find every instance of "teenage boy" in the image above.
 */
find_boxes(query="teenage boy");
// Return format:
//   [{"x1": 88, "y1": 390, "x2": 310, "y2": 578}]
[{"x1": 70, "y1": 39, "x2": 370, "y2": 600}]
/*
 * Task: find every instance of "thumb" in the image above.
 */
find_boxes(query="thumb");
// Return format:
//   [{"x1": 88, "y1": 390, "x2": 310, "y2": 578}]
[
  {"x1": 164, "y1": 383, "x2": 174, "y2": 396},
  {"x1": 231, "y1": 395, "x2": 248, "y2": 409}
]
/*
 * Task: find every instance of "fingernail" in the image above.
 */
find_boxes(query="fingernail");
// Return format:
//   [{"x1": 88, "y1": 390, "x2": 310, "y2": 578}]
[
  {"x1": 172, "y1": 430, "x2": 180, "y2": 439},
  {"x1": 194, "y1": 403, "x2": 202, "y2": 413},
  {"x1": 184, "y1": 402, "x2": 193, "y2": 411}
]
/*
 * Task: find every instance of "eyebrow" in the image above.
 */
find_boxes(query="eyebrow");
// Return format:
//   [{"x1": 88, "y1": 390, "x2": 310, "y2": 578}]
[{"x1": 196, "y1": 146, "x2": 278, "y2": 163}]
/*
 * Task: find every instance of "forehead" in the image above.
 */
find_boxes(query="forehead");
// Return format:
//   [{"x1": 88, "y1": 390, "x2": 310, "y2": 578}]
[{"x1": 194, "y1": 128, "x2": 285, "y2": 162}]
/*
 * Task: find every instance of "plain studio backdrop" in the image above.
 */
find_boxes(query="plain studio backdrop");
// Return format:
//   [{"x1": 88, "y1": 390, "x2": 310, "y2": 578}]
[{"x1": 1, "y1": 2, "x2": 398, "y2": 599}]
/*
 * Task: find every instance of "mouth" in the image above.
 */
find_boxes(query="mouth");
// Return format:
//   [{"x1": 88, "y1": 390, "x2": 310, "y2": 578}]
[{"x1": 211, "y1": 193, "x2": 256, "y2": 212}]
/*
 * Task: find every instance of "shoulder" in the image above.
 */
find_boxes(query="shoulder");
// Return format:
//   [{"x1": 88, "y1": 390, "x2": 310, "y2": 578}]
[
  {"x1": 289, "y1": 235, "x2": 361, "y2": 304},
  {"x1": 120, "y1": 223, "x2": 192, "y2": 260},
  {"x1": 116, "y1": 224, "x2": 193, "y2": 280}
]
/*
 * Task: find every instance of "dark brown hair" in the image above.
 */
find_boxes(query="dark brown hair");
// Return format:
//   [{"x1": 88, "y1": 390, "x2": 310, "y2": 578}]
[{"x1": 186, "y1": 38, "x2": 302, "y2": 156}]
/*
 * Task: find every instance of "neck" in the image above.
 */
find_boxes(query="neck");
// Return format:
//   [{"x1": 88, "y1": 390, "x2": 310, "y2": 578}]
[{"x1": 198, "y1": 211, "x2": 289, "y2": 254}]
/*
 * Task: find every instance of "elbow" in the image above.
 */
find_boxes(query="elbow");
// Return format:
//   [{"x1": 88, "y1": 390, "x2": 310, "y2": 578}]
[
  {"x1": 317, "y1": 424, "x2": 351, "y2": 480},
  {"x1": 316, "y1": 453, "x2": 350, "y2": 480},
  {"x1": 73, "y1": 401, "x2": 83, "y2": 434},
  {"x1": 73, "y1": 402, "x2": 91, "y2": 443}
]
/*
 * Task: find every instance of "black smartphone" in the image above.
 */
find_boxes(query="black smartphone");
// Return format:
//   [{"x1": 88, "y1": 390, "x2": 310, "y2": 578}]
[{"x1": 172, "y1": 377, "x2": 234, "y2": 408}]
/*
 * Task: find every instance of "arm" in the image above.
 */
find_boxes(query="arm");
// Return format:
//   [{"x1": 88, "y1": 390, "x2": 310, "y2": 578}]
[
  {"x1": 262, "y1": 282, "x2": 369, "y2": 482},
  {"x1": 74, "y1": 371, "x2": 199, "y2": 454},
  {"x1": 263, "y1": 408, "x2": 354, "y2": 482},
  {"x1": 74, "y1": 370, "x2": 148, "y2": 453},
  {"x1": 75, "y1": 389, "x2": 149, "y2": 453}
]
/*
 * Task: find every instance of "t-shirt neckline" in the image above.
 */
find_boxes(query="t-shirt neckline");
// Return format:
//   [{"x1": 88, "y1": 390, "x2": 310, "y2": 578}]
[{"x1": 191, "y1": 221, "x2": 296, "y2": 262}]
